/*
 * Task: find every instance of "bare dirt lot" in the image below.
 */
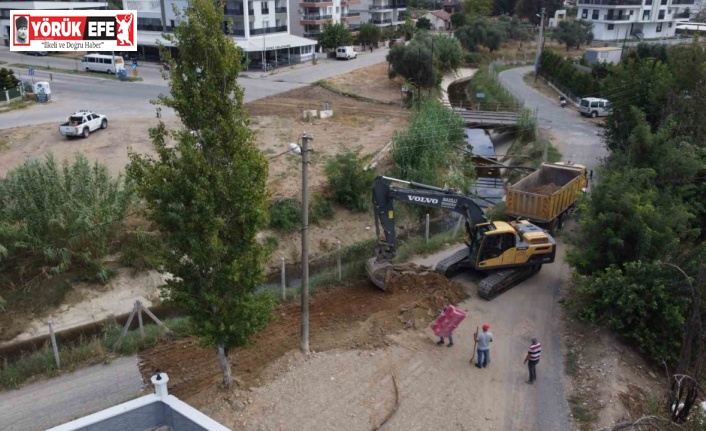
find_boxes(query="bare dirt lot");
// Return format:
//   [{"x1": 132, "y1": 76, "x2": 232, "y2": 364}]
[
  {"x1": 0, "y1": 82, "x2": 409, "y2": 273},
  {"x1": 0, "y1": 63, "x2": 409, "y2": 343}
]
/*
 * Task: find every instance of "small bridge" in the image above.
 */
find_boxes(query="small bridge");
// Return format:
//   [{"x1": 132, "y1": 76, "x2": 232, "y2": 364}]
[{"x1": 443, "y1": 101, "x2": 523, "y2": 128}]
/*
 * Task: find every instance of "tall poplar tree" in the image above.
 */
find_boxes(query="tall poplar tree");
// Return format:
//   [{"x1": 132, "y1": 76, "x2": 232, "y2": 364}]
[{"x1": 127, "y1": 0, "x2": 275, "y2": 388}]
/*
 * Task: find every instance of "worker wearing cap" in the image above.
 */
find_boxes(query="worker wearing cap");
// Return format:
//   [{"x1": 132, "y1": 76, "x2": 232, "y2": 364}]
[
  {"x1": 474, "y1": 323, "x2": 493, "y2": 369},
  {"x1": 15, "y1": 16, "x2": 28, "y2": 45}
]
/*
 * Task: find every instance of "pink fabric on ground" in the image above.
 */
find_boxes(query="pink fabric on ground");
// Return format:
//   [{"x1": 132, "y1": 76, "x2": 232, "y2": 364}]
[{"x1": 431, "y1": 305, "x2": 467, "y2": 337}]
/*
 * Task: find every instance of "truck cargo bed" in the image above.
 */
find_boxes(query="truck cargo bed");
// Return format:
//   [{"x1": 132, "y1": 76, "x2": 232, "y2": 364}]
[{"x1": 505, "y1": 163, "x2": 587, "y2": 224}]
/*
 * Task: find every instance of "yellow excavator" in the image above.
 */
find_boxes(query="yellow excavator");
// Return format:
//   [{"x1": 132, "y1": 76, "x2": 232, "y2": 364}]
[{"x1": 365, "y1": 175, "x2": 557, "y2": 299}]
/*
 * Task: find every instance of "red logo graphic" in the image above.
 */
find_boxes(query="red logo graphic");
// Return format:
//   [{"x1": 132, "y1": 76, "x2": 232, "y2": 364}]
[
  {"x1": 14, "y1": 15, "x2": 30, "y2": 46},
  {"x1": 115, "y1": 14, "x2": 134, "y2": 46}
]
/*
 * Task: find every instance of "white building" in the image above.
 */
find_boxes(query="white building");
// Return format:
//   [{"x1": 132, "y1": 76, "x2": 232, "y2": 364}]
[
  {"x1": 548, "y1": 9, "x2": 567, "y2": 28},
  {"x1": 419, "y1": 10, "x2": 451, "y2": 31},
  {"x1": 289, "y1": 0, "x2": 362, "y2": 39},
  {"x1": 0, "y1": 0, "x2": 108, "y2": 46},
  {"x1": 577, "y1": 0, "x2": 693, "y2": 41},
  {"x1": 127, "y1": 0, "x2": 318, "y2": 69}
]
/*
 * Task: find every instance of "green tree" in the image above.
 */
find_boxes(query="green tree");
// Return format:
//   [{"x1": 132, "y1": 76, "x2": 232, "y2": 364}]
[
  {"x1": 462, "y1": 0, "x2": 493, "y2": 17},
  {"x1": 317, "y1": 21, "x2": 353, "y2": 50},
  {"x1": 602, "y1": 57, "x2": 673, "y2": 150},
  {"x1": 402, "y1": 16, "x2": 416, "y2": 40},
  {"x1": 551, "y1": 19, "x2": 594, "y2": 51},
  {"x1": 432, "y1": 34, "x2": 463, "y2": 72},
  {"x1": 358, "y1": 22, "x2": 381, "y2": 48},
  {"x1": 387, "y1": 40, "x2": 440, "y2": 89},
  {"x1": 450, "y1": 13, "x2": 468, "y2": 29},
  {"x1": 454, "y1": 17, "x2": 507, "y2": 52},
  {"x1": 126, "y1": 0, "x2": 275, "y2": 388},
  {"x1": 515, "y1": 0, "x2": 563, "y2": 23},
  {"x1": 416, "y1": 16, "x2": 432, "y2": 30},
  {"x1": 571, "y1": 261, "x2": 688, "y2": 365},
  {"x1": 0, "y1": 68, "x2": 13, "y2": 90},
  {"x1": 567, "y1": 166, "x2": 697, "y2": 276}
]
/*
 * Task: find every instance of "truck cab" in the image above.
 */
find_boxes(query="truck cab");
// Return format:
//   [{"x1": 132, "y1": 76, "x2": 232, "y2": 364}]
[{"x1": 58, "y1": 110, "x2": 108, "y2": 138}]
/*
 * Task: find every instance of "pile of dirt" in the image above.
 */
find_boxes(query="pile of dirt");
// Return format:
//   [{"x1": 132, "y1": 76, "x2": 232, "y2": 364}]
[
  {"x1": 532, "y1": 183, "x2": 561, "y2": 195},
  {"x1": 386, "y1": 264, "x2": 467, "y2": 330}
]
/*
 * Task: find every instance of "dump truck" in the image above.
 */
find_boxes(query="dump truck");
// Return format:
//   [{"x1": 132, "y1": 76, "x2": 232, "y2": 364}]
[{"x1": 505, "y1": 162, "x2": 588, "y2": 232}]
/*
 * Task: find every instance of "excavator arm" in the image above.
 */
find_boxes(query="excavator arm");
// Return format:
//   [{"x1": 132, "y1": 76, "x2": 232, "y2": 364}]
[{"x1": 371, "y1": 175, "x2": 488, "y2": 262}]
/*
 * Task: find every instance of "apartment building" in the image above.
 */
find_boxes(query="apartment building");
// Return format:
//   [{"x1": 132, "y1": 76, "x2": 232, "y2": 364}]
[
  {"x1": 368, "y1": 0, "x2": 407, "y2": 27},
  {"x1": 128, "y1": 0, "x2": 317, "y2": 67},
  {"x1": 289, "y1": 0, "x2": 362, "y2": 39},
  {"x1": 577, "y1": 0, "x2": 693, "y2": 41},
  {"x1": 0, "y1": 0, "x2": 107, "y2": 46}
]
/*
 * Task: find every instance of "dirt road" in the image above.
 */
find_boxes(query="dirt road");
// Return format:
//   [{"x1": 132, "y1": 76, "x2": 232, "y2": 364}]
[{"x1": 183, "y1": 242, "x2": 571, "y2": 431}]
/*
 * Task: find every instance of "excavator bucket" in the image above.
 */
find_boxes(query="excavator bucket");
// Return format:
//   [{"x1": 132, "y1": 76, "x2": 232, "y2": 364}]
[{"x1": 365, "y1": 257, "x2": 393, "y2": 291}]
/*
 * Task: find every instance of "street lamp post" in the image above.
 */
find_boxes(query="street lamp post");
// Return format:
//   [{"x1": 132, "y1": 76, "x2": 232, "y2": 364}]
[{"x1": 288, "y1": 133, "x2": 313, "y2": 354}]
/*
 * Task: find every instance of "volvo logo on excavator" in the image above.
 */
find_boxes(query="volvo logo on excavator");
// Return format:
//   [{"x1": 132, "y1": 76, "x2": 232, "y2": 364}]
[{"x1": 407, "y1": 196, "x2": 438, "y2": 204}]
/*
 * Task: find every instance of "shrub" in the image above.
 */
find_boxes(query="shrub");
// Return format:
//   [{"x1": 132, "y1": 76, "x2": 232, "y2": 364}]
[
  {"x1": 467, "y1": 68, "x2": 517, "y2": 105},
  {"x1": 570, "y1": 261, "x2": 688, "y2": 365},
  {"x1": 0, "y1": 153, "x2": 134, "y2": 285},
  {"x1": 463, "y1": 52, "x2": 488, "y2": 67},
  {"x1": 269, "y1": 198, "x2": 301, "y2": 232},
  {"x1": 324, "y1": 149, "x2": 376, "y2": 212},
  {"x1": 309, "y1": 194, "x2": 335, "y2": 224}
]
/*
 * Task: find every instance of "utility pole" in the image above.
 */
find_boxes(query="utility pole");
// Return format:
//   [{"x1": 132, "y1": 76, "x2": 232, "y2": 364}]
[
  {"x1": 263, "y1": 19, "x2": 269, "y2": 72},
  {"x1": 160, "y1": 0, "x2": 167, "y2": 32},
  {"x1": 534, "y1": 7, "x2": 546, "y2": 82},
  {"x1": 300, "y1": 132, "x2": 312, "y2": 355}
]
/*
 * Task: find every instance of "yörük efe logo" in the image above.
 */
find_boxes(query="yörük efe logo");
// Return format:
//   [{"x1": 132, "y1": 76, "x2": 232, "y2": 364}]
[{"x1": 10, "y1": 10, "x2": 137, "y2": 52}]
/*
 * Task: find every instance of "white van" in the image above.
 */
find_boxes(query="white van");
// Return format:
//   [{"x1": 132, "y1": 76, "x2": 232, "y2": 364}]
[
  {"x1": 579, "y1": 97, "x2": 611, "y2": 118},
  {"x1": 336, "y1": 46, "x2": 357, "y2": 60},
  {"x1": 81, "y1": 53, "x2": 126, "y2": 74}
]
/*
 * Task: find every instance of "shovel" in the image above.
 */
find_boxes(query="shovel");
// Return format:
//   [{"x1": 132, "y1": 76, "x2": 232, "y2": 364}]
[{"x1": 470, "y1": 325, "x2": 479, "y2": 363}]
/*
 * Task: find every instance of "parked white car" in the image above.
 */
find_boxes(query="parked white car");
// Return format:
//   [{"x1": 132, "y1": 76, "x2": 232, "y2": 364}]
[
  {"x1": 579, "y1": 97, "x2": 611, "y2": 118},
  {"x1": 336, "y1": 46, "x2": 357, "y2": 60},
  {"x1": 58, "y1": 110, "x2": 108, "y2": 138}
]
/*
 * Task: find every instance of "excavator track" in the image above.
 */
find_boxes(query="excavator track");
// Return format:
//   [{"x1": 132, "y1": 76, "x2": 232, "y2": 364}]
[
  {"x1": 477, "y1": 265, "x2": 542, "y2": 300},
  {"x1": 434, "y1": 248, "x2": 471, "y2": 278}
]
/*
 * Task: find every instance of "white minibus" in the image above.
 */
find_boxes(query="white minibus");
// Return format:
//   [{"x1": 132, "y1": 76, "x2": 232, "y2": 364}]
[{"x1": 81, "y1": 53, "x2": 125, "y2": 74}]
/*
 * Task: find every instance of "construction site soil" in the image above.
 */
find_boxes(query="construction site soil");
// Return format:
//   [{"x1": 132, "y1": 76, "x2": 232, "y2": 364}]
[{"x1": 137, "y1": 268, "x2": 466, "y2": 400}]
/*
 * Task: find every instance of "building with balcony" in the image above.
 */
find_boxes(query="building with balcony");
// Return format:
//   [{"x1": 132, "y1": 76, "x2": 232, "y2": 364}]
[
  {"x1": 0, "y1": 0, "x2": 108, "y2": 46},
  {"x1": 577, "y1": 0, "x2": 693, "y2": 41},
  {"x1": 368, "y1": 0, "x2": 407, "y2": 27},
  {"x1": 288, "y1": 0, "x2": 362, "y2": 39},
  {"x1": 128, "y1": 0, "x2": 317, "y2": 69}
]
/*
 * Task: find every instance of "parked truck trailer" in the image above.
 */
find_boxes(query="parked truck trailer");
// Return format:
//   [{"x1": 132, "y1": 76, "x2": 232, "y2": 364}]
[{"x1": 505, "y1": 162, "x2": 588, "y2": 232}]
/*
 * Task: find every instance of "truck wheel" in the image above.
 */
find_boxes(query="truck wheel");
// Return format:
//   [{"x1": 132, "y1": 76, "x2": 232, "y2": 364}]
[
  {"x1": 85, "y1": 67, "x2": 90, "y2": 72},
  {"x1": 557, "y1": 214, "x2": 564, "y2": 230},
  {"x1": 591, "y1": 111, "x2": 598, "y2": 118},
  {"x1": 82, "y1": 127, "x2": 90, "y2": 138},
  {"x1": 101, "y1": 119, "x2": 108, "y2": 129}
]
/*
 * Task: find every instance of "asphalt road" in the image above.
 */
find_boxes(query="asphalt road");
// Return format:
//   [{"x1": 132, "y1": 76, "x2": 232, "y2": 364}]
[
  {"x1": 0, "y1": 356, "x2": 144, "y2": 431},
  {"x1": 498, "y1": 66, "x2": 609, "y2": 175},
  {"x1": 0, "y1": 47, "x2": 390, "y2": 129}
]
